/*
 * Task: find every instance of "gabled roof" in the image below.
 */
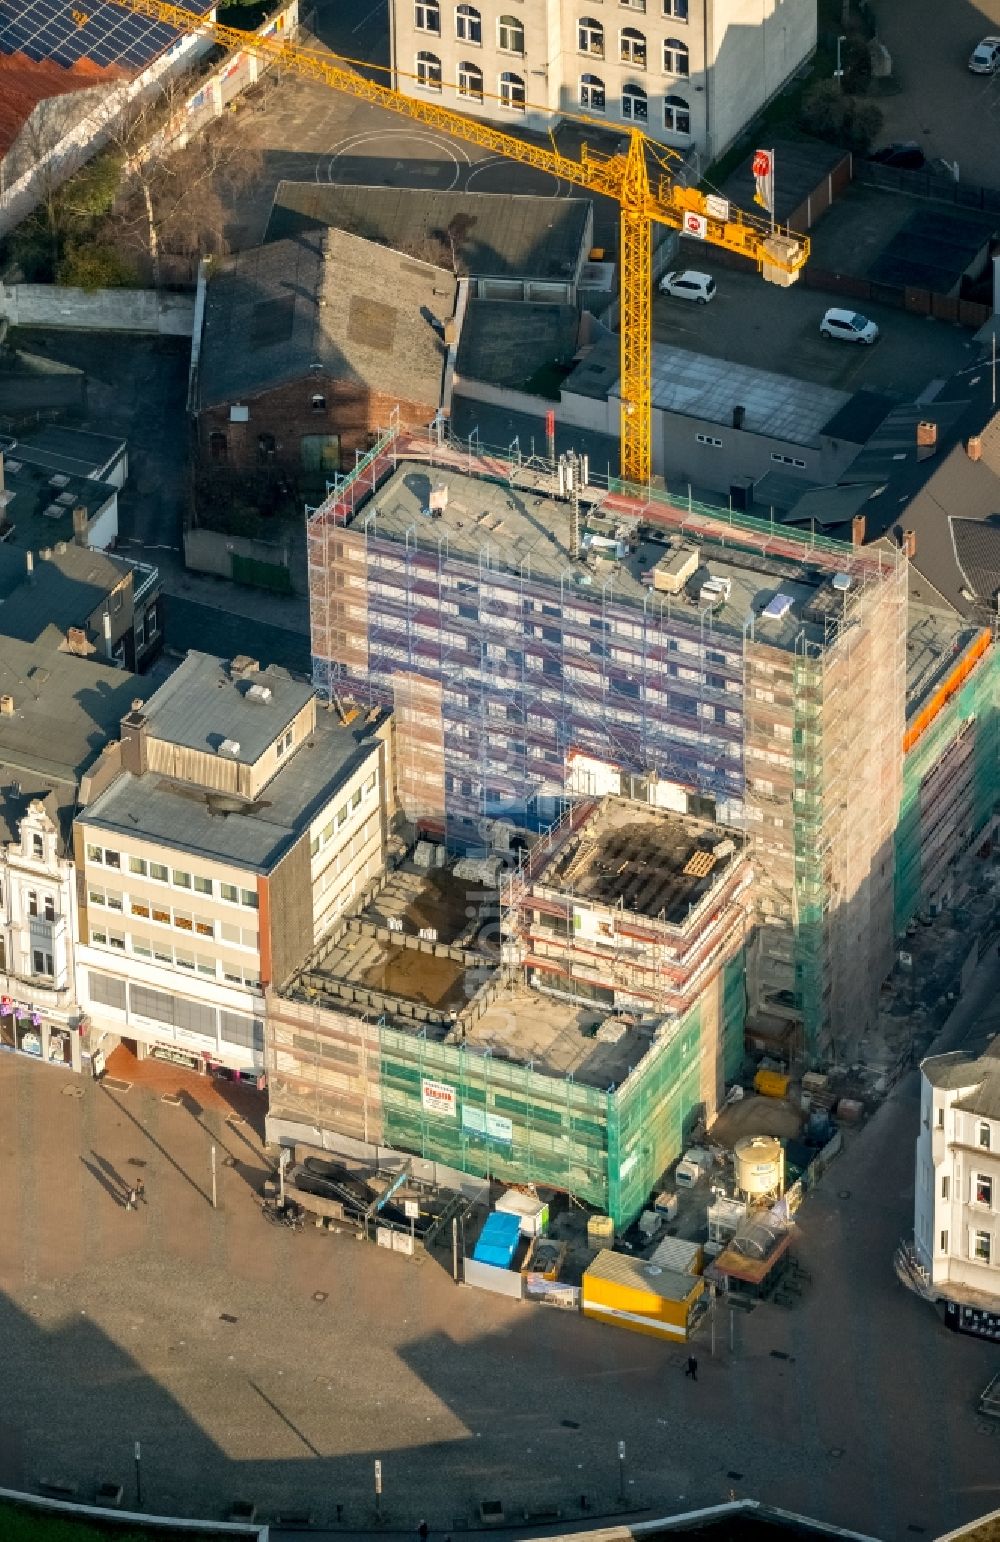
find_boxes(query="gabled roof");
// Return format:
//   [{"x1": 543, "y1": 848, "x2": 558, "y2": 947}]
[
  {"x1": 197, "y1": 229, "x2": 457, "y2": 413},
  {"x1": 841, "y1": 361, "x2": 1000, "y2": 617},
  {"x1": 264, "y1": 182, "x2": 592, "y2": 282}
]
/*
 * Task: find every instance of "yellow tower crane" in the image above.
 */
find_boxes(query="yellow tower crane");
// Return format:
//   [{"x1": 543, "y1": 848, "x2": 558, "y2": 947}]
[{"x1": 99, "y1": 0, "x2": 809, "y2": 484}]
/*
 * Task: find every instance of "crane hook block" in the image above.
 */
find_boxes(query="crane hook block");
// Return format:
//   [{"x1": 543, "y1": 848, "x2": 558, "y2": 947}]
[{"x1": 760, "y1": 234, "x2": 805, "y2": 287}]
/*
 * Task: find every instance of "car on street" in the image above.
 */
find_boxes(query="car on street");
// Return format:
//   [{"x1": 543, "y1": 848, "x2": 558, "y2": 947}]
[
  {"x1": 969, "y1": 36, "x2": 1000, "y2": 73},
  {"x1": 820, "y1": 307, "x2": 880, "y2": 345},
  {"x1": 658, "y1": 270, "x2": 716, "y2": 303},
  {"x1": 869, "y1": 141, "x2": 926, "y2": 170}
]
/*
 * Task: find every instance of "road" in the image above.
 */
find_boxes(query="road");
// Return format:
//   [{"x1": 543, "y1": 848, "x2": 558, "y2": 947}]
[{"x1": 1, "y1": 953, "x2": 999, "y2": 1538}]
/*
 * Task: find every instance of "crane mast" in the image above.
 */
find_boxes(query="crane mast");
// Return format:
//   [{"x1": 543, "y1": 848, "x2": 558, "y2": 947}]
[{"x1": 99, "y1": 0, "x2": 809, "y2": 484}]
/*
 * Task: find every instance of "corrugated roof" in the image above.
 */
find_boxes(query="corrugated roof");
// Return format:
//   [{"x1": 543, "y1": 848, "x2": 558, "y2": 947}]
[
  {"x1": 265, "y1": 182, "x2": 592, "y2": 281},
  {"x1": 583, "y1": 1248, "x2": 699, "y2": 1301},
  {"x1": 198, "y1": 229, "x2": 457, "y2": 412}
]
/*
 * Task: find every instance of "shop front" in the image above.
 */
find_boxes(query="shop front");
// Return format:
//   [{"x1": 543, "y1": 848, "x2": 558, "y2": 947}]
[{"x1": 0, "y1": 995, "x2": 82, "y2": 1073}]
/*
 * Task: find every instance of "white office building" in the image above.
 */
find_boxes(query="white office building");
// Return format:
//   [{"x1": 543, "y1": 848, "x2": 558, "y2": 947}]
[{"x1": 389, "y1": 0, "x2": 817, "y2": 162}]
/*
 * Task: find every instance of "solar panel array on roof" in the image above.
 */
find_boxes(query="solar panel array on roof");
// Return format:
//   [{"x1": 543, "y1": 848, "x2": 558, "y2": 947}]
[{"x1": 0, "y1": 0, "x2": 207, "y2": 72}]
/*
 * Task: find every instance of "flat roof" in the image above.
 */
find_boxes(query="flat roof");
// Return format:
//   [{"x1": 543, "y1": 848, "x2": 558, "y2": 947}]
[
  {"x1": 455, "y1": 300, "x2": 579, "y2": 391},
  {"x1": 565, "y1": 339, "x2": 849, "y2": 448},
  {"x1": 905, "y1": 603, "x2": 984, "y2": 716},
  {"x1": 358, "y1": 462, "x2": 845, "y2": 651},
  {"x1": 77, "y1": 707, "x2": 381, "y2": 875},
  {"x1": 530, "y1": 799, "x2": 744, "y2": 926},
  {"x1": 139, "y1": 651, "x2": 315, "y2": 766},
  {"x1": 463, "y1": 986, "x2": 656, "y2": 1089},
  {"x1": 9, "y1": 424, "x2": 125, "y2": 479},
  {"x1": 0, "y1": 450, "x2": 115, "y2": 546},
  {"x1": 584, "y1": 1248, "x2": 701, "y2": 1301}
]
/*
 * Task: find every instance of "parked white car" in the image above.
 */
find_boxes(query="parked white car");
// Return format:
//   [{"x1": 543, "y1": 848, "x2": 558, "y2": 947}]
[
  {"x1": 658, "y1": 270, "x2": 717, "y2": 304},
  {"x1": 820, "y1": 307, "x2": 879, "y2": 345},
  {"x1": 969, "y1": 36, "x2": 1000, "y2": 73}
]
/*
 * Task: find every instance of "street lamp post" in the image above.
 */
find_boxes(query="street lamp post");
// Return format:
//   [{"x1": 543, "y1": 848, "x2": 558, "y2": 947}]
[{"x1": 835, "y1": 34, "x2": 847, "y2": 89}]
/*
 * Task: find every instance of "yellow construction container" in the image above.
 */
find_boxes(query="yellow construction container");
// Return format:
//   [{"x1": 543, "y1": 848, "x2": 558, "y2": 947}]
[
  {"x1": 754, "y1": 1068, "x2": 791, "y2": 1099},
  {"x1": 582, "y1": 1249, "x2": 704, "y2": 1341}
]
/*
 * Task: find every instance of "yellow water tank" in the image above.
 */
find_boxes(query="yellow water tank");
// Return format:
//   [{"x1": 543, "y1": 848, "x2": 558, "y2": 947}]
[{"x1": 754, "y1": 1068, "x2": 790, "y2": 1099}]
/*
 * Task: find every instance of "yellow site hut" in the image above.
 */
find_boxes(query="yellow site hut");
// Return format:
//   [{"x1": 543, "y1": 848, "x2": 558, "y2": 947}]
[{"x1": 582, "y1": 1249, "x2": 704, "y2": 1341}]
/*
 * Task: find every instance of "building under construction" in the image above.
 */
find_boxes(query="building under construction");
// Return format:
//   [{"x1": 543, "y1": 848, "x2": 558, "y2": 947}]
[
  {"x1": 309, "y1": 426, "x2": 908, "y2": 1062},
  {"x1": 266, "y1": 796, "x2": 749, "y2": 1227}
]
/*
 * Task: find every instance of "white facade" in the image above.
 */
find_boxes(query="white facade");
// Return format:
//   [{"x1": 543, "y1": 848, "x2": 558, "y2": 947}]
[
  {"x1": 0, "y1": 800, "x2": 83, "y2": 1073},
  {"x1": 390, "y1": 0, "x2": 816, "y2": 161},
  {"x1": 914, "y1": 1047, "x2": 1000, "y2": 1304}
]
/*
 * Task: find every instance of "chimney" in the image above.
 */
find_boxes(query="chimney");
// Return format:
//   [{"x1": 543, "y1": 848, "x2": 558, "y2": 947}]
[
  {"x1": 0, "y1": 693, "x2": 14, "y2": 716},
  {"x1": 25, "y1": 550, "x2": 34, "y2": 581},
  {"x1": 902, "y1": 528, "x2": 917, "y2": 559},
  {"x1": 120, "y1": 699, "x2": 148, "y2": 778},
  {"x1": 732, "y1": 404, "x2": 746, "y2": 431},
  {"x1": 103, "y1": 610, "x2": 113, "y2": 660},
  {"x1": 967, "y1": 435, "x2": 983, "y2": 462},
  {"x1": 916, "y1": 420, "x2": 937, "y2": 461},
  {"x1": 72, "y1": 505, "x2": 89, "y2": 545},
  {"x1": 851, "y1": 512, "x2": 866, "y2": 547}
]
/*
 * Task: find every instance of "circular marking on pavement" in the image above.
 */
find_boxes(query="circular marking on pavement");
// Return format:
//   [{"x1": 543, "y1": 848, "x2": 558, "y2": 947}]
[
  {"x1": 465, "y1": 154, "x2": 566, "y2": 198},
  {"x1": 318, "y1": 130, "x2": 468, "y2": 192}
]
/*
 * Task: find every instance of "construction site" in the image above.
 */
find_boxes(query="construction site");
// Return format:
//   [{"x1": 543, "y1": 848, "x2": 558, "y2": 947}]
[
  {"x1": 308, "y1": 423, "x2": 908, "y2": 1063},
  {"x1": 266, "y1": 792, "x2": 751, "y2": 1227}
]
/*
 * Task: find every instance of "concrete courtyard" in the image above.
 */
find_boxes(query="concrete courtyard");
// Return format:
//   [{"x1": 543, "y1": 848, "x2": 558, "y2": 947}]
[{"x1": 1, "y1": 955, "x2": 999, "y2": 1540}]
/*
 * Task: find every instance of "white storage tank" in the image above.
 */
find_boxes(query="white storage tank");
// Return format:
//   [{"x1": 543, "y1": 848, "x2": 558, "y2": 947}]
[{"x1": 733, "y1": 1135, "x2": 784, "y2": 1197}]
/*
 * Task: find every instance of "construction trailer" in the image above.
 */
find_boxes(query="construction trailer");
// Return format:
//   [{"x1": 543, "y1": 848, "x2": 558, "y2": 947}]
[{"x1": 308, "y1": 423, "x2": 907, "y2": 1063}]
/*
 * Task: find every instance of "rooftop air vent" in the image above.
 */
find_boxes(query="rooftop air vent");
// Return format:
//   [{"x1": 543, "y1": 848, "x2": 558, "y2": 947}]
[
  {"x1": 218, "y1": 738, "x2": 241, "y2": 757},
  {"x1": 246, "y1": 683, "x2": 273, "y2": 704}
]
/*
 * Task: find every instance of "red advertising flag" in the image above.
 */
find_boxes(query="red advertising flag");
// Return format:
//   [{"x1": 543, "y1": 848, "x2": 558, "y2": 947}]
[{"x1": 752, "y1": 147, "x2": 775, "y2": 214}]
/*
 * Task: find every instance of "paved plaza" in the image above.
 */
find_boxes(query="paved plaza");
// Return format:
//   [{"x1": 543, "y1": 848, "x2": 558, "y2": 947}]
[{"x1": 1, "y1": 960, "x2": 1000, "y2": 1539}]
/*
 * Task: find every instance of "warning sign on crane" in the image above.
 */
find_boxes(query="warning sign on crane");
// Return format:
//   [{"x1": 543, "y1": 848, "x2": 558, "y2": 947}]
[{"x1": 682, "y1": 211, "x2": 708, "y2": 240}]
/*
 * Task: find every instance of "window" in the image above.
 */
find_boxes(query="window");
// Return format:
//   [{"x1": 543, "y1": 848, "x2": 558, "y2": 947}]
[
  {"x1": 771, "y1": 453, "x2": 806, "y2": 468},
  {"x1": 352, "y1": 787, "x2": 362, "y2": 810},
  {"x1": 196, "y1": 955, "x2": 216, "y2": 978},
  {"x1": 172, "y1": 869, "x2": 192, "y2": 890},
  {"x1": 194, "y1": 876, "x2": 213, "y2": 897},
  {"x1": 88, "y1": 970, "x2": 126, "y2": 1012},
  {"x1": 108, "y1": 931, "x2": 125, "y2": 951},
  {"x1": 622, "y1": 81, "x2": 647, "y2": 119},
  {"x1": 975, "y1": 1174, "x2": 993, "y2": 1208},
  {"x1": 240, "y1": 888, "x2": 259, "y2": 909},
  {"x1": 456, "y1": 3, "x2": 481, "y2": 41},
  {"x1": 89, "y1": 886, "x2": 106, "y2": 908},
  {"x1": 151, "y1": 905, "x2": 171, "y2": 926},
  {"x1": 132, "y1": 938, "x2": 152, "y2": 960},
  {"x1": 499, "y1": 69, "x2": 526, "y2": 108},
  {"x1": 937, "y1": 1107, "x2": 944, "y2": 1128},
  {"x1": 458, "y1": 59, "x2": 484, "y2": 98},
  {"x1": 149, "y1": 862, "x2": 168, "y2": 883},
  {"x1": 91, "y1": 927, "x2": 108, "y2": 947},
  {"x1": 696, "y1": 432, "x2": 722, "y2": 447},
  {"x1": 87, "y1": 845, "x2": 103, "y2": 864},
  {"x1": 257, "y1": 432, "x2": 276, "y2": 463},
  {"x1": 414, "y1": 0, "x2": 440, "y2": 30},
  {"x1": 221, "y1": 883, "x2": 239, "y2": 904},
  {"x1": 145, "y1": 605, "x2": 158, "y2": 639},
  {"x1": 276, "y1": 728, "x2": 293, "y2": 758},
  {"x1": 497, "y1": 14, "x2": 524, "y2": 52},
  {"x1": 174, "y1": 949, "x2": 195, "y2": 971},
  {"x1": 620, "y1": 0, "x2": 645, "y2": 10},
  {"x1": 580, "y1": 72, "x2": 606, "y2": 109},
  {"x1": 129, "y1": 857, "x2": 148, "y2": 877},
  {"x1": 27, "y1": 892, "x2": 37, "y2": 918},
  {"x1": 310, "y1": 393, "x2": 327, "y2": 412},
  {"x1": 105, "y1": 892, "x2": 123, "y2": 913},
  {"x1": 941, "y1": 1176, "x2": 950, "y2": 1200},
  {"x1": 973, "y1": 1230, "x2": 992, "y2": 1263},
  {"x1": 663, "y1": 0, "x2": 688, "y2": 16},
  {"x1": 620, "y1": 26, "x2": 646, "y2": 65},
  {"x1": 44, "y1": 895, "x2": 55, "y2": 923},
  {"x1": 579, "y1": 16, "x2": 604, "y2": 55},
  {"x1": 105, "y1": 850, "x2": 120, "y2": 870},
  {"x1": 664, "y1": 93, "x2": 690, "y2": 132},
  {"x1": 195, "y1": 917, "x2": 214, "y2": 938},
  {"x1": 32, "y1": 950, "x2": 53, "y2": 976},
  {"x1": 663, "y1": 35, "x2": 689, "y2": 74},
  {"x1": 32, "y1": 834, "x2": 43, "y2": 860},
  {"x1": 209, "y1": 431, "x2": 227, "y2": 463},
  {"x1": 979, "y1": 1122, "x2": 992, "y2": 1150},
  {"x1": 364, "y1": 773, "x2": 377, "y2": 795},
  {"x1": 173, "y1": 911, "x2": 193, "y2": 933},
  {"x1": 153, "y1": 943, "x2": 172, "y2": 965},
  {"x1": 221, "y1": 1010, "x2": 265, "y2": 1052},
  {"x1": 940, "y1": 1230, "x2": 949, "y2": 1253}
]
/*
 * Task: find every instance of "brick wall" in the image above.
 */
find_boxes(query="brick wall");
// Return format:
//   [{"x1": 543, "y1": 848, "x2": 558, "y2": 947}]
[{"x1": 197, "y1": 376, "x2": 437, "y2": 476}]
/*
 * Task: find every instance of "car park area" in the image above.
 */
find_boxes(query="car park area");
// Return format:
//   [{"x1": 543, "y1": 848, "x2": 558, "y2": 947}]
[{"x1": 652, "y1": 260, "x2": 980, "y2": 394}]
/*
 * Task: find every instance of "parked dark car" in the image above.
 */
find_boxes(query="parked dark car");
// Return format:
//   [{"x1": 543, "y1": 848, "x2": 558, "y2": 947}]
[{"x1": 869, "y1": 142, "x2": 926, "y2": 170}]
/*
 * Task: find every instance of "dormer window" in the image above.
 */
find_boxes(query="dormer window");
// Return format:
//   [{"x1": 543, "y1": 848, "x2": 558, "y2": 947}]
[
  {"x1": 32, "y1": 834, "x2": 43, "y2": 860},
  {"x1": 979, "y1": 1121, "x2": 992, "y2": 1150}
]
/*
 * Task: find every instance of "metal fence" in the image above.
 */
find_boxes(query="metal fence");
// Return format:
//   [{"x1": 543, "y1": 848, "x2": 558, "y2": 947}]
[{"x1": 853, "y1": 160, "x2": 1000, "y2": 214}]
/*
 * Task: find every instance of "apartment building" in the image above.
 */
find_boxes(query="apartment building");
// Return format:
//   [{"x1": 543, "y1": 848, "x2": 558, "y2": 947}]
[
  {"x1": 74, "y1": 652, "x2": 390, "y2": 1083},
  {"x1": 309, "y1": 430, "x2": 907, "y2": 1063},
  {"x1": 389, "y1": 0, "x2": 816, "y2": 160},
  {"x1": 0, "y1": 634, "x2": 150, "y2": 1074},
  {"x1": 912, "y1": 1039, "x2": 1000, "y2": 1319}
]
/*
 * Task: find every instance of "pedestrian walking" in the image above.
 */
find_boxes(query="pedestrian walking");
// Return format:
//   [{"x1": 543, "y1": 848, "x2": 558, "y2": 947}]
[
  {"x1": 418, "y1": 1521, "x2": 429, "y2": 1541},
  {"x1": 126, "y1": 1186, "x2": 137, "y2": 1212},
  {"x1": 136, "y1": 1178, "x2": 146, "y2": 1205},
  {"x1": 685, "y1": 1355, "x2": 698, "y2": 1381}
]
